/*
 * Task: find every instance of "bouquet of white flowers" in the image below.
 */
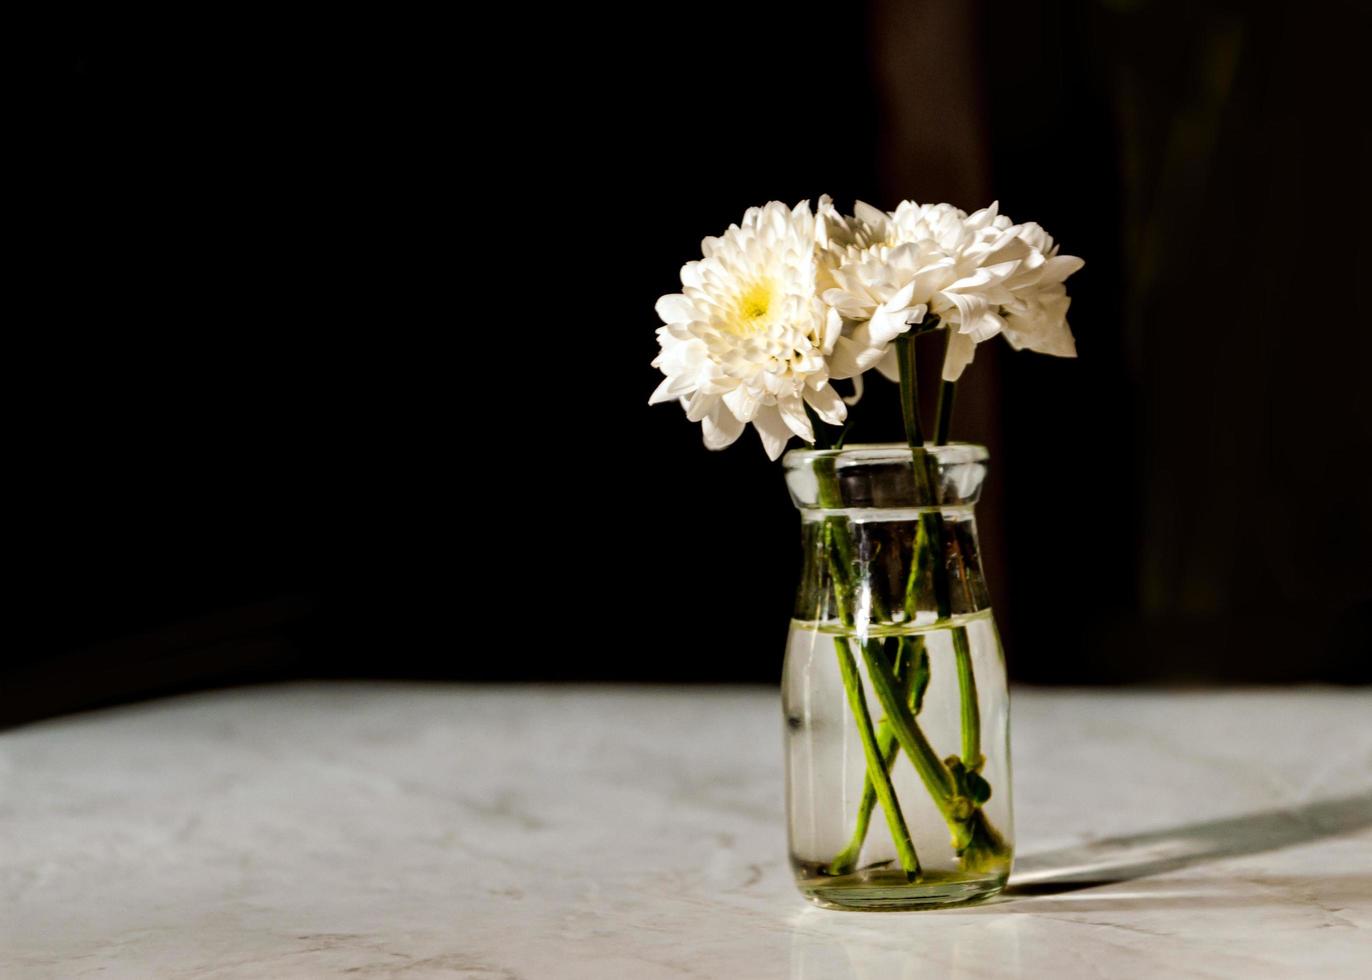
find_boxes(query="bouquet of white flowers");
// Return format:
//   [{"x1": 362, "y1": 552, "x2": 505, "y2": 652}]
[{"x1": 650, "y1": 196, "x2": 1081, "y2": 457}]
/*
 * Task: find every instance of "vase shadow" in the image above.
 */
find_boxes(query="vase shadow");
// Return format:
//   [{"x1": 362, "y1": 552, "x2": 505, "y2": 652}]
[{"x1": 1003, "y1": 790, "x2": 1372, "y2": 898}]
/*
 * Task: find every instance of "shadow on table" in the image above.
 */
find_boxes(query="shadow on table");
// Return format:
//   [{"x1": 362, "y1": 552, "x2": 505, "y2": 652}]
[{"x1": 1005, "y1": 790, "x2": 1372, "y2": 897}]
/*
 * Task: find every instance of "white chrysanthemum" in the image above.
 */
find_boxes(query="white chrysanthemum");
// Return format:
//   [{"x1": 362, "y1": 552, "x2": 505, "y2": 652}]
[
  {"x1": 820, "y1": 199, "x2": 1083, "y2": 384},
  {"x1": 649, "y1": 200, "x2": 846, "y2": 460},
  {"x1": 994, "y1": 221, "x2": 1084, "y2": 363}
]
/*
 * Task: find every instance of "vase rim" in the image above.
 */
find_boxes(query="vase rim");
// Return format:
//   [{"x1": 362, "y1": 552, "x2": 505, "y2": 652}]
[{"x1": 782, "y1": 442, "x2": 989, "y2": 466}]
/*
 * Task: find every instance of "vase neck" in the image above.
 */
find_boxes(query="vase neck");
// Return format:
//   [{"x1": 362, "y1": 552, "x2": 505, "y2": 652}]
[
  {"x1": 783, "y1": 443, "x2": 988, "y2": 513},
  {"x1": 787, "y1": 444, "x2": 994, "y2": 627}
]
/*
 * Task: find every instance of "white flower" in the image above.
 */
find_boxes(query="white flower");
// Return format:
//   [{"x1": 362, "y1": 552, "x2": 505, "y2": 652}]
[
  {"x1": 820, "y1": 199, "x2": 1083, "y2": 384},
  {"x1": 649, "y1": 200, "x2": 846, "y2": 460},
  {"x1": 994, "y1": 221, "x2": 1084, "y2": 362}
]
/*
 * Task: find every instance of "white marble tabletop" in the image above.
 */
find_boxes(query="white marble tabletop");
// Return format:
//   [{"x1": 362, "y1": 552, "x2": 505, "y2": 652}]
[{"x1": 2, "y1": 683, "x2": 1370, "y2": 978}]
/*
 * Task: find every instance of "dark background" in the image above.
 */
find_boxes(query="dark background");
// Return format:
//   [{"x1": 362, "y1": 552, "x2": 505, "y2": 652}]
[{"x1": 11, "y1": 0, "x2": 1370, "y2": 728}]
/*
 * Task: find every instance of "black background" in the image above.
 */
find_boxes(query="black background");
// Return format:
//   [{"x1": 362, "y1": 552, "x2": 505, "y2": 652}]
[{"x1": 11, "y1": 1, "x2": 1370, "y2": 728}]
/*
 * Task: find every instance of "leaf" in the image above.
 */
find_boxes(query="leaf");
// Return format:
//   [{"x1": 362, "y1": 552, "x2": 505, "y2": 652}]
[
  {"x1": 943, "y1": 754, "x2": 991, "y2": 807},
  {"x1": 965, "y1": 770, "x2": 992, "y2": 806},
  {"x1": 909, "y1": 639, "x2": 931, "y2": 715}
]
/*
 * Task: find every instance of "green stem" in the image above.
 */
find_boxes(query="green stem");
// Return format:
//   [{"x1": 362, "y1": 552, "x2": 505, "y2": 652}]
[
  {"x1": 887, "y1": 335, "x2": 1006, "y2": 874},
  {"x1": 827, "y1": 726, "x2": 898, "y2": 876},
  {"x1": 814, "y1": 461, "x2": 855, "y2": 609},
  {"x1": 822, "y1": 517, "x2": 856, "y2": 620},
  {"x1": 813, "y1": 457, "x2": 917, "y2": 874},
  {"x1": 894, "y1": 335, "x2": 926, "y2": 449},
  {"x1": 862, "y1": 638, "x2": 1007, "y2": 863},
  {"x1": 814, "y1": 456, "x2": 892, "y2": 623},
  {"x1": 832, "y1": 638, "x2": 921, "y2": 878},
  {"x1": 894, "y1": 335, "x2": 982, "y2": 773},
  {"x1": 953, "y1": 628, "x2": 981, "y2": 768},
  {"x1": 926, "y1": 524, "x2": 980, "y2": 770},
  {"x1": 857, "y1": 640, "x2": 955, "y2": 814},
  {"x1": 830, "y1": 636, "x2": 926, "y2": 875},
  {"x1": 811, "y1": 383, "x2": 1002, "y2": 869},
  {"x1": 934, "y1": 379, "x2": 956, "y2": 447}
]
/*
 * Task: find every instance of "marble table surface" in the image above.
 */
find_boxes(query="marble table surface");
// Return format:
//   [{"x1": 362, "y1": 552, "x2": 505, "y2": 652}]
[{"x1": 2, "y1": 683, "x2": 1370, "y2": 978}]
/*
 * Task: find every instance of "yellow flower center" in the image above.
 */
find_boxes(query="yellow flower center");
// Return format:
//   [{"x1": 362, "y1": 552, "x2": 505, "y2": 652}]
[{"x1": 732, "y1": 281, "x2": 775, "y2": 333}]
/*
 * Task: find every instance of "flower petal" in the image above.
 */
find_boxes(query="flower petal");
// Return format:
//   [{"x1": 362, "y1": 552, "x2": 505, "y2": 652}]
[
  {"x1": 778, "y1": 396, "x2": 815, "y2": 442},
  {"x1": 752, "y1": 405, "x2": 793, "y2": 461},
  {"x1": 655, "y1": 294, "x2": 695, "y2": 324},
  {"x1": 842, "y1": 373, "x2": 864, "y2": 406},
  {"x1": 1040, "y1": 254, "x2": 1085, "y2": 283},
  {"x1": 875, "y1": 347, "x2": 900, "y2": 383},
  {"x1": 822, "y1": 288, "x2": 871, "y2": 320},
  {"x1": 940, "y1": 289, "x2": 1003, "y2": 343},
  {"x1": 942, "y1": 329, "x2": 977, "y2": 381},
  {"x1": 819, "y1": 306, "x2": 842, "y2": 352},
  {"x1": 648, "y1": 373, "x2": 693, "y2": 405},
  {"x1": 854, "y1": 200, "x2": 890, "y2": 229},
  {"x1": 722, "y1": 384, "x2": 761, "y2": 422},
  {"x1": 685, "y1": 390, "x2": 717, "y2": 422},
  {"x1": 701, "y1": 402, "x2": 745, "y2": 450},
  {"x1": 868, "y1": 304, "x2": 916, "y2": 347},
  {"x1": 803, "y1": 383, "x2": 847, "y2": 426},
  {"x1": 826, "y1": 336, "x2": 865, "y2": 379}
]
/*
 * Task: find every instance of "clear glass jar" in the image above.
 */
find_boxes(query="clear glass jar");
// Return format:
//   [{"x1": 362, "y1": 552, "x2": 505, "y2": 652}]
[{"x1": 781, "y1": 443, "x2": 1013, "y2": 910}]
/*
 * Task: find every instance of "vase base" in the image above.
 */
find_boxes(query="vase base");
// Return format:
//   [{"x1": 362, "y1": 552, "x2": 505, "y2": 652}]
[{"x1": 796, "y1": 867, "x2": 1008, "y2": 911}]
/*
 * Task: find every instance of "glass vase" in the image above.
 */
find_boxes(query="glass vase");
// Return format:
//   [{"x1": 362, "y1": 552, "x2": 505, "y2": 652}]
[{"x1": 781, "y1": 443, "x2": 1013, "y2": 910}]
